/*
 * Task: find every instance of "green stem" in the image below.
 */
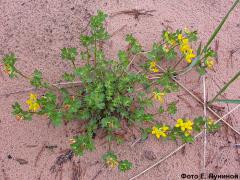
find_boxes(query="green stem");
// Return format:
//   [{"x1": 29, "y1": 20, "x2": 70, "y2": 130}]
[
  {"x1": 94, "y1": 39, "x2": 97, "y2": 67},
  {"x1": 86, "y1": 47, "x2": 90, "y2": 65},
  {"x1": 16, "y1": 69, "x2": 30, "y2": 80},
  {"x1": 208, "y1": 70, "x2": 240, "y2": 104},
  {"x1": 16, "y1": 69, "x2": 60, "y2": 91}
]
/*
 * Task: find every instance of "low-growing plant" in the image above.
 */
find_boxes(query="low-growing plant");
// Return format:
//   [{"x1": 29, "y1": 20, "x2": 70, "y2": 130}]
[{"x1": 3, "y1": 5, "x2": 239, "y2": 172}]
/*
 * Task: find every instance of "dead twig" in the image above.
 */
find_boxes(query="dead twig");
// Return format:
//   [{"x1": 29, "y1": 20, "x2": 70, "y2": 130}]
[
  {"x1": 0, "y1": 81, "x2": 82, "y2": 98},
  {"x1": 72, "y1": 161, "x2": 83, "y2": 180},
  {"x1": 229, "y1": 47, "x2": 240, "y2": 68},
  {"x1": 35, "y1": 144, "x2": 46, "y2": 167},
  {"x1": 15, "y1": 158, "x2": 28, "y2": 165},
  {"x1": 110, "y1": 9, "x2": 156, "y2": 20},
  {"x1": 50, "y1": 149, "x2": 74, "y2": 173},
  {"x1": 91, "y1": 169, "x2": 103, "y2": 180},
  {"x1": 110, "y1": 24, "x2": 127, "y2": 37}
]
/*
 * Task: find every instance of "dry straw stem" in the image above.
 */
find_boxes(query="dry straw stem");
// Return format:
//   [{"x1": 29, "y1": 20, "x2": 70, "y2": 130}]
[
  {"x1": 202, "y1": 74, "x2": 207, "y2": 174},
  {"x1": 0, "y1": 81, "x2": 83, "y2": 97}
]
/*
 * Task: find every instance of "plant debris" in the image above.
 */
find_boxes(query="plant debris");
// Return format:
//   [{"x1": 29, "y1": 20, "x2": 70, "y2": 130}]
[
  {"x1": 72, "y1": 161, "x2": 84, "y2": 180},
  {"x1": 91, "y1": 169, "x2": 103, "y2": 180},
  {"x1": 143, "y1": 150, "x2": 157, "y2": 161},
  {"x1": 50, "y1": 149, "x2": 74, "y2": 173},
  {"x1": 110, "y1": 9, "x2": 156, "y2": 20},
  {"x1": 15, "y1": 158, "x2": 28, "y2": 165}
]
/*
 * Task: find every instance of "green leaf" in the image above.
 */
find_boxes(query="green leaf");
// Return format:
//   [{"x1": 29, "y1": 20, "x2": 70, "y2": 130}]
[
  {"x1": 182, "y1": 135, "x2": 194, "y2": 143},
  {"x1": 167, "y1": 102, "x2": 177, "y2": 115},
  {"x1": 2, "y1": 53, "x2": 17, "y2": 78},
  {"x1": 216, "y1": 99, "x2": 240, "y2": 104},
  {"x1": 207, "y1": 122, "x2": 221, "y2": 133},
  {"x1": 49, "y1": 111, "x2": 62, "y2": 126},
  {"x1": 118, "y1": 50, "x2": 129, "y2": 66},
  {"x1": 80, "y1": 35, "x2": 94, "y2": 46},
  {"x1": 193, "y1": 116, "x2": 205, "y2": 132},
  {"x1": 126, "y1": 34, "x2": 142, "y2": 54},
  {"x1": 158, "y1": 106, "x2": 164, "y2": 114},
  {"x1": 165, "y1": 48, "x2": 177, "y2": 60},
  {"x1": 90, "y1": 10, "x2": 107, "y2": 29},
  {"x1": 146, "y1": 43, "x2": 162, "y2": 61},
  {"x1": 140, "y1": 127, "x2": 152, "y2": 141},
  {"x1": 61, "y1": 48, "x2": 77, "y2": 61},
  {"x1": 101, "y1": 116, "x2": 120, "y2": 130},
  {"x1": 12, "y1": 102, "x2": 32, "y2": 120},
  {"x1": 30, "y1": 69, "x2": 43, "y2": 88},
  {"x1": 63, "y1": 72, "x2": 75, "y2": 81},
  {"x1": 197, "y1": 66, "x2": 206, "y2": 76},
  {"x1": 102, "y1": 151, "x2": 118, "y2": 162},
  {"x1": 118, "y1": 160, "x2": 132, "y2": 172},
  {"x1": 71, "y1": 135, "x2": 95, "y2": 156}
]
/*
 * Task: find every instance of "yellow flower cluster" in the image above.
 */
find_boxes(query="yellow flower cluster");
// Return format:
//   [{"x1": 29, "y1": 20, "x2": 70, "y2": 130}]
[
  {"x1": 175, "y1": 118, "x2": 193, "y2": 136},
  {"x1": 149, "y1": 61, "x2": 159, "y2": 73},
  {"x1": 106, "y1": 157, "x2": 119, "y2": 168},
  {"x1": 178, "y1": 34, "x2": 196, "y2": 63},
  {"x1": 152, "y1": 125, "x2": 169, "y2": 139},
  {"x1": 205, "y1": 58, "x2": 214, "y2": 69},
  {"x1": 26, "y1": 93, "x2": 40, "y2": 112},
  {"x1": 153, "y1": 91, "x2": 165, "y2": 104}
]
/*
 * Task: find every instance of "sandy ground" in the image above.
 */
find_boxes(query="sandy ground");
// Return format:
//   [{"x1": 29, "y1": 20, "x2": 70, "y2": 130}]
[{"x1": 0, "y1": 0, "x2": 240, "y2": 180}]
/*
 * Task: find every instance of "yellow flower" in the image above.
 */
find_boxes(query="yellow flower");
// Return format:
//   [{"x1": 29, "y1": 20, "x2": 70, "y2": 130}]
[
  {"x1": 175, "y1": 119, "x2": 193, "y2": 132},
  {"x1": 152, "y1": 125, "x2": 169, "y2": 139},
  {"x1": 178, "y1": 34, "x2": 183, "y2": 41},
  {"x1": 179, "y1": 36, "x2": 196, "y2": 63},
  {"x1": 183, "y1": 120, "x2": 193, "y2": 130},
  {"x1": 26, "y1": 93, "x2": 40, "y2": 112},
  {"x1": 106, "y1": 158, "x2": 119, "y2": 168},
  {"x1": 175, "y1": 118, "x2": 184, "y2": 128},
  {"x1": 153, "y1": 91, "x2": 165, "y2": 104},
  {"x1": 185, "y1": 52, "x2": 196, "y2": 63},
  {"x1": 205, "y1": 58, "x2": 214, "y2": 69},
  {"x1": 152, "y1": 68, "x2": 159, "y2": 72},
  {"x1": 149, "y1": 61, "x2": 159, "y2": 73},
  {"x1": 182, "y1": 38, "x2": 189, "y2": 45},
  {"x1": 207, "y1": 118, "x2": 214, "y2": 125}
]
